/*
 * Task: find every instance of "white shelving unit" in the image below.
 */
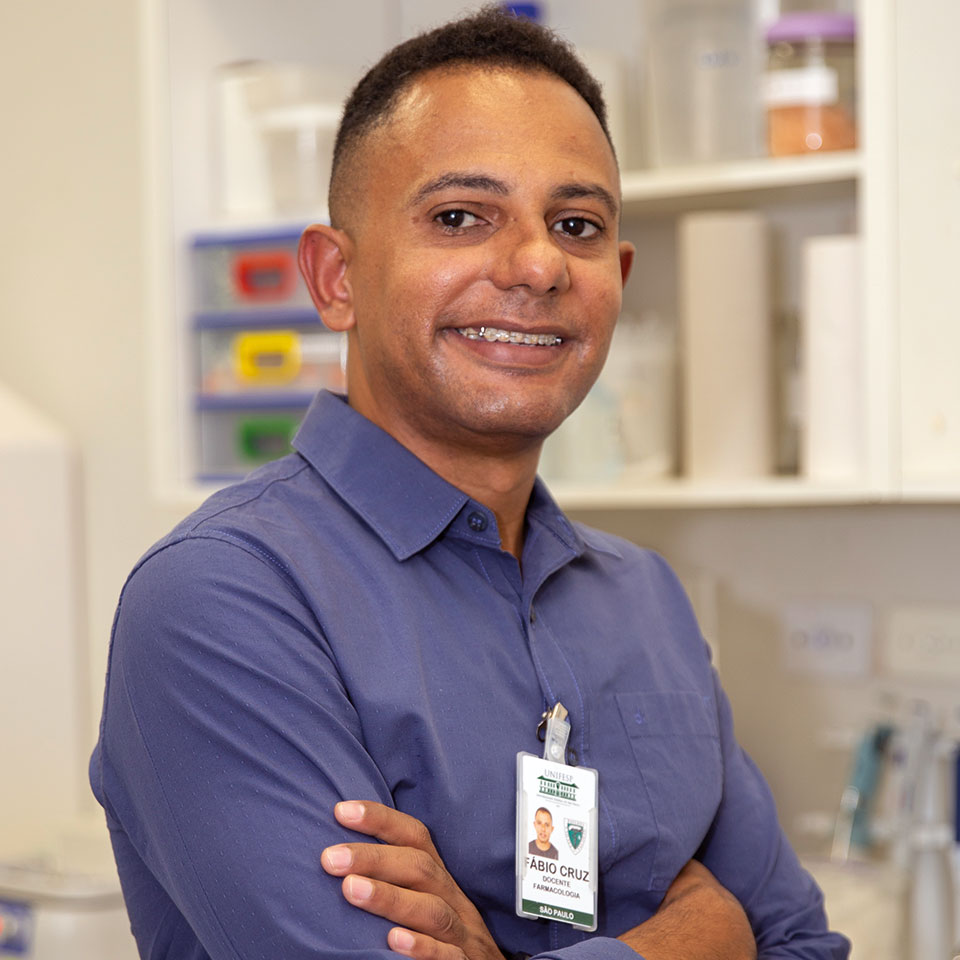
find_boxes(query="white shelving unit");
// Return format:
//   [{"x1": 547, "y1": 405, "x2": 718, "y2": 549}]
[
  {"x1": 141, "y1": 0, "x2": 954, "y2": 512},
  {"x1": 545, "y1": 477, "x2": 889, "y2": 511},
  {"x1": 620, "y1": 150, "x2": 862, "y2": 211}
]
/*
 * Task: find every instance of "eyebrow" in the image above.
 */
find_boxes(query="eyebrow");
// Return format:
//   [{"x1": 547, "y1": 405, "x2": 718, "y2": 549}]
[
  {"x1": 406, "y1": 173, "x2": 510, "y2": 208},
  {"x1": 406, "y1": 172, "x2": 620, "y2": 218},
  {"x1": 550, "y1": 182, "x2": 620, "y2": 218}
]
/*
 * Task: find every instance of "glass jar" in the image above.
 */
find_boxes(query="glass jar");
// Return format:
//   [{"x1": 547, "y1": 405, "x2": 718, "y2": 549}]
[{"x1": 764, "y1": 12, "x2": 857, "y2": 156}]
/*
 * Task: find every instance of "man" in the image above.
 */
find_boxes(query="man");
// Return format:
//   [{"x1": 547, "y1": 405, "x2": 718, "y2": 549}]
[
  {"x1": 91, "y1": 8, "x2": 849, "y2": 960},
  {"x1": 529, "y1": 808, "x2": 559, "y2": 860}
]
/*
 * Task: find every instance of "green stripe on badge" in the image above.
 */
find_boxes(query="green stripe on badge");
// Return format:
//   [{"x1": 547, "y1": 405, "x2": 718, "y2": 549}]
[{"x1": 522, "y1": 899, "x2": 594, "y2": 927}]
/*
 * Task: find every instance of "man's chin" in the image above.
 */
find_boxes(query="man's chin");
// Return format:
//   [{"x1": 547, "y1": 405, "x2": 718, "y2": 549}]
[{"x1": 456, "y1": 396, "x2": 582, "y2": 444}]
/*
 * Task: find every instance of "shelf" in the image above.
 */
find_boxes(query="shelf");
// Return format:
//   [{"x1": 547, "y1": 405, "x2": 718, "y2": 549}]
[
  {"x1": 195, "y1": 392, "x2": 315, "y2": 410},
  {"x1": 549, "y1": 477, "x2": 891, "y2": 511},
  {"x1": 157, "y1": 473, "x2": 960, "y2": 516},
  {"x1": 191, "y1": 222, "x2": 312, "y2": 245},
  {"x1": 898, "y1": 482, "x2": 960, "y2": 503},
  {"x1": 620, "y1": 151, "x2": 862, "y2": 214},
  {"x1": 194, "y1": 309, "x2": 322, "y2": 329}
]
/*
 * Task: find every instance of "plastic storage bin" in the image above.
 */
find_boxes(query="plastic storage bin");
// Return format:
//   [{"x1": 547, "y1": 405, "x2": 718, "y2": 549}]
[
  {"x1": 192, "y1": 227, "x2": 312, "y2": 313},
  {"x1": 645, "y1": 0, "x2": 762, "y2": 166},
  {"x1": 764, "y1": 13, "x2": 857, "y2": 156},
  {"x1": 198, "y1": 323, "x2": 346, "y2": 395},
  {"x1": 196, "y1": 401, "x2": 312, "y2": 481}
]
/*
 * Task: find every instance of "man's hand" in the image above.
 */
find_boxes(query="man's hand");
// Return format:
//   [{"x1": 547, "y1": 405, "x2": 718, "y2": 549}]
[
  {"x1": 616, "y1": 860, "x2": 757, "y2": 960},
  {"x1": 321, "y1": 801, "x2": 503, "y2": 960}
]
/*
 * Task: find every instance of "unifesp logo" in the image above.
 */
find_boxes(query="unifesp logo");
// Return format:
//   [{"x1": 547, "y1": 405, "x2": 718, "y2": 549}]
[{"x1": 536, "y1": 774, "x2": 578, "y2": 803}]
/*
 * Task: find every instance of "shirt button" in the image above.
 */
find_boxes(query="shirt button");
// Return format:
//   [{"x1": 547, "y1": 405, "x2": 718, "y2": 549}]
[
  {"x1": 529, "y1": 607, "x2": 537, "y2": 624},
  {"x1": 467, "y1": 511, "x2": 488, "y2": 532}
]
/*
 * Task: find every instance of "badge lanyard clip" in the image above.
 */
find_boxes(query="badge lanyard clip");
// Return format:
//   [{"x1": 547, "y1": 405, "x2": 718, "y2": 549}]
[{"x1": 537, "y1": 702, "x2": 574, "y2": 765}]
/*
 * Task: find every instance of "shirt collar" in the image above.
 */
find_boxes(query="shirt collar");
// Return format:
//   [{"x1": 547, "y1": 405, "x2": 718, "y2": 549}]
[
  {"x1": 292, "y1": 392, "x2": 469, "y2": 561},
  {"x1": 292, "y1": 391, "x2": 593, "y2": 562}
]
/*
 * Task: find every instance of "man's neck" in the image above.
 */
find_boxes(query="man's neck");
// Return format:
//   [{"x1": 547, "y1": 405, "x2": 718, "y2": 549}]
[{"x1": 402, "y1": 435, "x2": 540, "y2": 560}]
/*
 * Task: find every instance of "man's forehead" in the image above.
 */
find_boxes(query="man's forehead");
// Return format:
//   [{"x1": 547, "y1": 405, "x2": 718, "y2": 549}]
[
  {"x1": 369, "y1": 66, "x2": 618, "y2": 192},
  {"x1": 378, "y1": 63, "x2": 611, "y2": 157}
]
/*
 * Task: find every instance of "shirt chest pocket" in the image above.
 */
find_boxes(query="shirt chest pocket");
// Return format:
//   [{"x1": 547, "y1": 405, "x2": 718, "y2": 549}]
[{"x1": 615, "y1": 691, "x2": 723, "y2": 890}]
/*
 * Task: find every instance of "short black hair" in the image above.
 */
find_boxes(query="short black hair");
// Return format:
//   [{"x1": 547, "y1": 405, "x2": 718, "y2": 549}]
[{"x1": 329, "y1": 4, "x2": 611, "y2": 227}]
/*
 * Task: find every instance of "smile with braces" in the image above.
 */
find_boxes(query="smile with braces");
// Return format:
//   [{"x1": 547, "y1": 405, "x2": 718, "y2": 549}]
[{"x1": 456, "y1": 326, "x2": 563, "y2": 346}]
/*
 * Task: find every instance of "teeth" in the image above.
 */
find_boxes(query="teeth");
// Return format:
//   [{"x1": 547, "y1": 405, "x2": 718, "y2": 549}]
[{"x1": 456, "y1": 326, "x2": 562, "y2": 346}]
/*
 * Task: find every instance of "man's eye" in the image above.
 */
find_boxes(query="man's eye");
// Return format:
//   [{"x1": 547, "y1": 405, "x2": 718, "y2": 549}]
[
  {"x1": 554, "y1": 217, "x2": 601, "y2": 238},
  {"x1": 436, "y1": 210, "x2": 480, "y2": 230}
]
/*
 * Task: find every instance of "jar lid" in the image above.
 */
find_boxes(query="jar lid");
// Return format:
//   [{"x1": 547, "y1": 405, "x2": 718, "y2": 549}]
[{"x1": 766, "y1": 12, "x2": 856, "y2": 45}]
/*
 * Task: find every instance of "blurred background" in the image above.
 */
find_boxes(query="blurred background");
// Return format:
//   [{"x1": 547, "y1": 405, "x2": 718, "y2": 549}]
[{"x1": 1, "y1": 0, "x2": 958, "y2": 956}]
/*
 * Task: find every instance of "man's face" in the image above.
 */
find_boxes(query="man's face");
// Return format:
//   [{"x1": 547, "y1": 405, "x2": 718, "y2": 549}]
[
  {"x1": 327, "y1": 65, "x2": 632, "y2": 455},
  {"x1": 534, "y1": 810, "x2": 554, "y2": 846}
]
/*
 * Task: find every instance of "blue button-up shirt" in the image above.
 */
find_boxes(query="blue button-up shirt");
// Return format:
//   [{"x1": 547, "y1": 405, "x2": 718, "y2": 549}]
[{"x1": 91, "y1": 391, "x2": 849, "y2": 959}]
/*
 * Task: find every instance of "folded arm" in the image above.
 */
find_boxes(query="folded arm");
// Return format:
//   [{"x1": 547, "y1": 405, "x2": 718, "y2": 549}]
[{"x1": 320, "y1": 802, "x2": 755, "y2": 960}]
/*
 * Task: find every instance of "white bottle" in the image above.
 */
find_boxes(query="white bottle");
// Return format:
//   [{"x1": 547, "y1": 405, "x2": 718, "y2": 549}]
[{"x1": 908, "y1": 727, "x2": 954, "y2": 960}]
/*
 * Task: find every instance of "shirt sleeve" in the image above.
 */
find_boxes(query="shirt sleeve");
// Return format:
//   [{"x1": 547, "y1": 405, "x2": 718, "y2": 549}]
[
  {"x1": 532, "y1": 943, "x2": 642, "y2": 960},
  {"x1": 93, "y1": 535, "x2": 407, "y2": 959},
  {"x1": 698, "y1": 671, "x2": 851, "y2": 959}
]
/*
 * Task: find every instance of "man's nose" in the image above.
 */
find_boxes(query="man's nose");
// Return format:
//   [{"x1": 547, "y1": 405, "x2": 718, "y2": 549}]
[{"x1": 488, "y1": 222, "x2": 570, "y2": 296}]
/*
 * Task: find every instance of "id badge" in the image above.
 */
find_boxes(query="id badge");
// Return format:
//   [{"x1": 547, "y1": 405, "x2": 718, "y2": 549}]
[{"x1": 515, "y1": 752, "x2": 599, "y2": 931}]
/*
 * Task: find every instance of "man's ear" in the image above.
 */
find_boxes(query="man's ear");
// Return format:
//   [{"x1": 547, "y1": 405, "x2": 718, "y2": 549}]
[
  {"x1": 618, "y1": 241, "x2": 635, "y2": 288},
  {"x1": 298, "y1": 224, "x2": 356, "y2": 332}
]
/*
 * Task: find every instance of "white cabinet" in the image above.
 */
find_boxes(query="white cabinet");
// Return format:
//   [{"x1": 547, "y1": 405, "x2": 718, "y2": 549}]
[
  {"x1": 895, "y1": 0, "x2": 960, "y2": 493},
  {"x1": 553, "y1": 0, "x2": 900, "y2": 508},
  {"x1": 144, "y1": 0, "x2": 946, "y2": 509}
]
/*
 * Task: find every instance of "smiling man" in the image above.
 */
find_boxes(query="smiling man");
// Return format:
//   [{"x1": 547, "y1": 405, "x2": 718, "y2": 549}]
[{"x1": 91, "y1": 8, "x2": 849, "y2": 960}]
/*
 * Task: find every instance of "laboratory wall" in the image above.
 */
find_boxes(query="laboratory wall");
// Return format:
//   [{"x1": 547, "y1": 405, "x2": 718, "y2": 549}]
[
  {"x1": 0, "y1": 0, "x2": 188, "y2": 828},
  {"x1": 1, "y1": 0, "x2": 957, "y2": 898}
]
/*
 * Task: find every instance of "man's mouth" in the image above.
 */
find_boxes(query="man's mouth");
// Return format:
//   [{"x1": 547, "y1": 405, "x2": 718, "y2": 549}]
[{"x1": 455, "y1": 326, "x2": 563, "y2": 347}]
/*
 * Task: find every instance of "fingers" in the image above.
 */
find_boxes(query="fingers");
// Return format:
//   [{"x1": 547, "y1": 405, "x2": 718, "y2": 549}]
[
  {"x1": 335, "y1": 801, "x2": 439, "y2": 856},
  {"x1": 325, "y1": 802, "x2": 501, "y2": 959},
  {"x1": 338, "y1": 874, "x2": 466, "y2": 946},
  {"x1": 387, "y1": 927, "x2": 468, "y2": 960},
  {"x1": 321, "y1": 842, "x2": 447, "y2": 895}
]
